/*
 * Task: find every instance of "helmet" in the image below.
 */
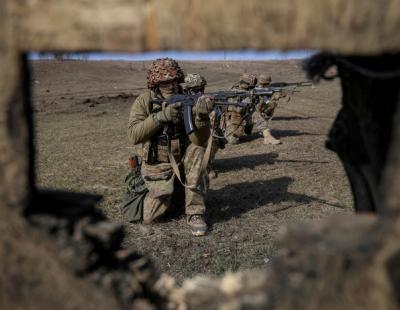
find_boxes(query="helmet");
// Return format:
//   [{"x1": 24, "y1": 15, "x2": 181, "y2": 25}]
[
  {"x1": 147, "y1": 58, "x2": 184, "y2": 89},
  {"x1": 182, "y1": 73, "x2": 207, "y2": 89},
  {"x1": 258, "y1": 74, "x2": 272, "y2": 85},
  {"x1": 239, "y1": 73, "x2": 257, "y2": 87}
]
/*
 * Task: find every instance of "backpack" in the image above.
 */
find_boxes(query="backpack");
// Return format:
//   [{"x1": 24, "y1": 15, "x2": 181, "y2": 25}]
[{"x1": 121, "y1": 156, "x2": 148, "y2": 223}]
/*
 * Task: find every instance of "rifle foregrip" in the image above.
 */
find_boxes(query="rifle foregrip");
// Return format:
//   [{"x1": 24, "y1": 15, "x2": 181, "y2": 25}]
[{"x1": 183, "y1": 105, "x2": 196, "y2": 134}]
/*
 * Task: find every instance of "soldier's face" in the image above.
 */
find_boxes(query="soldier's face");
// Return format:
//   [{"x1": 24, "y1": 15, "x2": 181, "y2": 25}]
[{"x1": 159, "y1": 80, "x2": 179, "y2": 96}]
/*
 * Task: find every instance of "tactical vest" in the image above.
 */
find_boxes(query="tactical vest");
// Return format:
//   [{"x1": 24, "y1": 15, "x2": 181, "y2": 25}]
[{"x1": 142, "y1": 94, "x2": 189, "y2": 164}]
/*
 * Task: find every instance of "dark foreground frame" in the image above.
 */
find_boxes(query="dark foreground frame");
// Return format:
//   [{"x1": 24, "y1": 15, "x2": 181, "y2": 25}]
[{"x1": 2, "y1": 0, "x2": 400, "y2": 307}]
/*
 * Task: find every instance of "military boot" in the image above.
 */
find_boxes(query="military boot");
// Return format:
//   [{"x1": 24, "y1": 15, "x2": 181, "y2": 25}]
[
  {"x1": 187, "y1": 214, "x2": 208, "y2": 236},
  {"x1": 263, "y1": 128, "x2": 281, "y2": 145}
]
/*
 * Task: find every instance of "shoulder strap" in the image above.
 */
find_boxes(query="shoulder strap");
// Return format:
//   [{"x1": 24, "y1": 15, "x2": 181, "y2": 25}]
[{"x1": 200, "y1": 133, "x2": 213, "y2": 174}]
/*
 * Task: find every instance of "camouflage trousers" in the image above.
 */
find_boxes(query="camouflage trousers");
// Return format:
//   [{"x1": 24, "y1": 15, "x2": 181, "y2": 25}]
[
  {"x1": 252, "y1": 111, "x2": 270, "y2": 133},
  {"x1": 141, "y1": 143, "x2": 209, "y2": 224},
  {"x1": 252, "y1": 100, "x2": 278, "y2": 132}
]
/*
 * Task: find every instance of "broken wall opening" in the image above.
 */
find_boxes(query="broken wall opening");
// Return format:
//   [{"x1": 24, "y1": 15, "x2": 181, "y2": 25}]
[
  {"x1": 3, "y1": 0, "x2": 400, "y2": 308},
  {"x1": 29, "y1": 50, "x2": 353, "y2": 283}
]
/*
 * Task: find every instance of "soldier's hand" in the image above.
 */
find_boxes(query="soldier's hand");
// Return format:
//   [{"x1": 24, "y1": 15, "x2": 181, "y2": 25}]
[
  {"x1": 193, "y1": 96, "x2": 214, "y2": 118},
  {"x1": 156, "y1": 102, "x2": 182, "y2": 124}
]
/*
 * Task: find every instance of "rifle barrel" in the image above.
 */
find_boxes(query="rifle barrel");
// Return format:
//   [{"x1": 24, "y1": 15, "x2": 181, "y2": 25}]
[{"x1": 269, "y1": 81, "x2": 313, "y2": 88}]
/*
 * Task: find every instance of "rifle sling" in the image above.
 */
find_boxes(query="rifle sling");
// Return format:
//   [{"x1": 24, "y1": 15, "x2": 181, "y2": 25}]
[{"x1": 167, "y1": 132, "x2": 213, "y2": 190}]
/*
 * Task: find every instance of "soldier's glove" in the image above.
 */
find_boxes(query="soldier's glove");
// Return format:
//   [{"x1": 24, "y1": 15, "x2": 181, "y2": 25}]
[
  {"x1": 193, "y1": 96, "x2": 213, "y2": 128},
  {"x1": 156, "y1": 102, "x2": 182, "y2": 124},
  {"x1": 194, "y1": 96, "x2": 213, "y2": 117}
]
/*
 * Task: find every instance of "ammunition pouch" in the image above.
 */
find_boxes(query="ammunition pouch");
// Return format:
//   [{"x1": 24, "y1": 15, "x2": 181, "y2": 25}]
[{"x1": 142, "y1": 134, "x2": 187, "y2": 164}]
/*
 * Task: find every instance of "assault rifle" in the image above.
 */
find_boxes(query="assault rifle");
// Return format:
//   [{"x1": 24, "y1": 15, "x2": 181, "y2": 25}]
[
  {"x1": 150, "y1": 87, "x2": 289, "y2": 134},
  {"x1": 268, "y1": 81, "x2": 313, "y2": 88},
  {"x1": 254, "y1": 82, "x2": 311, "y2": 105}
]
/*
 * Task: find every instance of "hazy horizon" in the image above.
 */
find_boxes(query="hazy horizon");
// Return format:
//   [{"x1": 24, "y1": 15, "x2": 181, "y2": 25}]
[{"x1": 29, "y1": 50, "x2": 315, "y2": 61}]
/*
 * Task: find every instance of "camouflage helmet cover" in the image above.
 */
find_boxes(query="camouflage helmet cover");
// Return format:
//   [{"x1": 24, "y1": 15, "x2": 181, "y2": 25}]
[
  {"x1": 258, "y1": 74, "x2": 272, "y2": 85},
  {"x1": 147, "y1": 58, "x2": 185, "y2": 88},
  {"x1": 239, "y1": 73, "x2": 257, "y2": 87},
  {"x1": 182, "y1": 73, "x2": 207, "y2": 89}
]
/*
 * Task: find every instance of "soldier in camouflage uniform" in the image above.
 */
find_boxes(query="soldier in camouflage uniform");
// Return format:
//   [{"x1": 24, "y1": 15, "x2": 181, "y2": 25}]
[
  {"x1": 181, "y1": 73, "x2": 207, "y2": 95},
  {"x1": 182, "y1": 73, "x2": 227, "y2": 179},
  {"x1": 126, "y1": 58, "x2": 213, "y2": 236},
  {"x1": 254, "y1": 74, "x2": 284, "y2": 145},
  {"x1": 222, "y1": 73, "x2": 257, "y2": 144}
]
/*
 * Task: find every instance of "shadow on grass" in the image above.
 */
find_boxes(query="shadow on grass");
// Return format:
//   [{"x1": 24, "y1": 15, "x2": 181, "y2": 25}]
[
  {"x1": 235, "y1": 128, "x2": 320, "y2": 144},
  {"x1": 272, "y1": 129, "x2": 321, "y2": 138},
  {"x1": 206, "y1": 176, "x2": 345, "y2": 227},
  {"x1": 237, "y1": 134, "x2": 263, "y2": 143},
  {"x1": 213, "y1": 152, "x2": 329, "y2": 173},
  {"x1": 272, "y1": 115, "x2": 317, "y2": 121}
]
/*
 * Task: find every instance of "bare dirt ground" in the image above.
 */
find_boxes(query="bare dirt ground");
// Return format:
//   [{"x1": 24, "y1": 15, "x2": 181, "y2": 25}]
[{"x1": 30, "y1": 60, "x2": 352, "y2": 282}]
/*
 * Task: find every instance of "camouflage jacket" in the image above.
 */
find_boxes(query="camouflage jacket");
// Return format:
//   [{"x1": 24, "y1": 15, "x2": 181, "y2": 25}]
[
  {"x1": 127, "y1": 90, "x2": 162, "y2": 146},
  {"x1": 127, "y1": 90, "x2": 210, "y2": 163}
]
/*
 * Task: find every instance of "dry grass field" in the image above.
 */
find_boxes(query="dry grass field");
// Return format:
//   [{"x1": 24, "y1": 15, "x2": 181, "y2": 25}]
[{"x1": 31, "y1": 59, "x2": 352, "y2": 282}]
